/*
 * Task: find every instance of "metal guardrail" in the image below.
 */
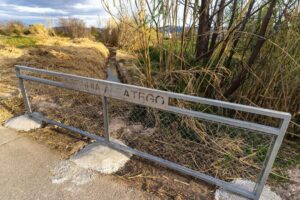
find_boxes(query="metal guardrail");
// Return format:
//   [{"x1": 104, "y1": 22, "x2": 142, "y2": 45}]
[{"x1": 15, "y1": 65, "x2": 291, "y2": 200}]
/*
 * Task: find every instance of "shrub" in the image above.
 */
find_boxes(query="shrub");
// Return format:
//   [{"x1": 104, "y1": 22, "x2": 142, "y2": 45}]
[
  {"x1": 91, "y1": 26, "x2": 102, "y2": 41},
  {"x1": 27, "y1": 24, "x2": 48, "y2": 36},
  {"x1": 102, "y1": 17, "x2": 157, "y2": 50},
  {"x1": 1, "y1": 21, "x2": 25, "y2": 36},
  {"x1": 58, "y1": 18, "x2": 90, "y2": 38},
  {"x1": 0, "y1": 23, "x2": 5, "y2": 35},
  {"x1": 101, "y1": 18, "x2": 119, "y2": 46},
  {"x1": 2, "y1": 36, "x2": 37, "y2": 48}
]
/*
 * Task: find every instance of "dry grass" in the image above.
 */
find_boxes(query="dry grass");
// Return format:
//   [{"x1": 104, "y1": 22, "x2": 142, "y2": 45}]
[
  {"x1": 0, "y1": 35, "x2": 109, "y2": 156},
  {"x1": 0, "y1": 36, "x2": 109, "y2": 91},
  {"x1": 26, "y1": 126, "x2": 89, "y2": 158},
  {"x1": 116, "y1": 157, "x2": 215, "y2": 199},
  {"x1": 0, "y1": 97, "x2": 23, "y2": 124}
]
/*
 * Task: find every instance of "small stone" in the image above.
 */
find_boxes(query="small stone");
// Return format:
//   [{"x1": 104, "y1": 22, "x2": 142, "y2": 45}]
[
  {"x1": 140, "y1": 127, "x2": 156, "y2": 136},
  {"x1": 122, "y1": 124, "x2": 144, "y2": 136},
  {"x1": 129, "y1": 124, "x2": 144, "y2": 133},
  {"x1": 4, "y1": 112, "x2": 43, "y2": 131},
  {"x1": 109, "y1": 118, "x2": 127, "y2": 133}
]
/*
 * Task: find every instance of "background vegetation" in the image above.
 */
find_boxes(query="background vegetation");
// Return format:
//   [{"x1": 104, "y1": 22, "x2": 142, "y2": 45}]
[
  {"x1": 100, "y1": 0, "x2": 300, "y2": 139},
  {"x1": 99, "y1": 0, "x2": 300, "y2": 184}
]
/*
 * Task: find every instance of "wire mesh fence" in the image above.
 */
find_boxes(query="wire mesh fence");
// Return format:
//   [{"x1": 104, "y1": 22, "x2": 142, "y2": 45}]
[
  {"x1": 25, "y1": 80, "x2": 104, "y2": 136},
  {"x1": 108, "y1": 98, "x2": 273, "y2": 182}
]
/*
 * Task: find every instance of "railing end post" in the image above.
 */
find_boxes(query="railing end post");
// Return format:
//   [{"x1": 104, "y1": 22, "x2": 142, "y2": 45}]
[{"x1": 102, "y1": 96, "x2": 110, "y2": 144}]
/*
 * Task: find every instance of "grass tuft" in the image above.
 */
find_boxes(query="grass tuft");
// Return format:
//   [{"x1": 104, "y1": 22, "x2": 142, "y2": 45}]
[{"x1": 0, "y1": 36, "x2": 37, "y2": 48}]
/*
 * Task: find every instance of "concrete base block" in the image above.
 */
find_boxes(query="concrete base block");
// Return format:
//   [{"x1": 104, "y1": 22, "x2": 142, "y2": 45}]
[
  {"x1": 71, "y1": 139, "x2": 131, "y2": 174},
  {"x1": 4, "y1": 113, "x2": 43, "y2": 131},
  {"x1": 215, "y1": 179, "x2": 281, "y2": 200}
]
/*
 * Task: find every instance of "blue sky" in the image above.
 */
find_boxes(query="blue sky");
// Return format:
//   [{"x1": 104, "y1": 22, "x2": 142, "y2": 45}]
[{"x1": 0, "y1": 0, "x2": 110, "y2": 27}]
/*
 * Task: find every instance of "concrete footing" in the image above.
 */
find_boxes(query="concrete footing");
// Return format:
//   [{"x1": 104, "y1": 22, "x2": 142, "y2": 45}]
[
  {"x1": 71, "y1": 139, "x2": 131, "y2": 174},
  {"x1": 4, "y1": 112, "x2": 43, "y2": 131},
  {"x1": 215, "y1": 179, "x2": 281, "y2": 200}
]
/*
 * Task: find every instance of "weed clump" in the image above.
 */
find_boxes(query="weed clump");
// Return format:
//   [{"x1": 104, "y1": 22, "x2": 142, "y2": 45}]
[
  {"x1": 26, "y1": 24, "x2": 48, "y2": 36},
  {"x1": 0, "y1": 36, "x2": 37, "y2": 48}
]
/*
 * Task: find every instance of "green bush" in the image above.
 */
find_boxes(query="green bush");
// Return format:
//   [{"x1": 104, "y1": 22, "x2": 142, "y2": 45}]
[
  {"x1": 91, "y1": 26, "x2": 102, "y2": 41},
  {"x1": 2, "y1": 36, "x2": 37, "y2": 48}
]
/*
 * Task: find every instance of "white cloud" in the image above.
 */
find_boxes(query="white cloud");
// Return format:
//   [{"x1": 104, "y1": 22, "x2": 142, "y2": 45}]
[
  {"x1": 0, "y1": 3, "x2": 68, "y2": 15},
  {"x1": 0, "y1": 12, "x2": 42, "y2": 19},
  {"x1": 73, "y1": 0, "x2": 101, "y2": 10},
  {"x1": 0, "y1": 1, "x2": 111, "y2": 27},
  {"x1": 70, "y1": 14, "x2": 99, "y2": 26},
  {"x1": 15, "y1": 6, "x2": 68, "y2": 14}
]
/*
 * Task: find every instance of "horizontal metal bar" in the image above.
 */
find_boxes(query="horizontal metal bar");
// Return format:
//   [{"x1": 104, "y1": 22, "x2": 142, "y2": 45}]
[
  {"x1": 19, "y1": 74, "x2": 169, "y2": 110},
  {"x1": 18, "y1": 74, "x2": 102, "y2": 96},
  {"x1": 20, "y1": 74, "x2": 280, "y2": 135},
  {"x1": 108, "y1": 140, "x2": 255, "y2": 199},
  {"x1": 168, "y1": 93, "x2": 291, "y2": 121},
  {"x1": 16, "y1": 65, "x2": 171, "y2": 98},
  {"x1": 169, "y1": 106, "x2": 281, "y2": 136},
  {"x1": 20, "y1": 74, "x2": 282, "y2": 135},
  {"x1": 19, "y1": 74, "x2": 65, "y2": 87},
  {"x1": 29, "y1": 113, "x2": 105, "y2": 143},
  {"x1": 16, "y1": 65, "x2": 290, "y2": 120}
]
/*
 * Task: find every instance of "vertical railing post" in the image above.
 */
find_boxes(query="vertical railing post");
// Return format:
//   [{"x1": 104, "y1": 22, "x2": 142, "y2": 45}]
[
  {"x1": 16, "y1": 67, "x2": 32, "y2": 114},
  {"x1": 102, "y1": 96, "x2": 110, "y2": 144},
  {"x1": 253, "y1": 115, "x2": 291, "y2": 200}
]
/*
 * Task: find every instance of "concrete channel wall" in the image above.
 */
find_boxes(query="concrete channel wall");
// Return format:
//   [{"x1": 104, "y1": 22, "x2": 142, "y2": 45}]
[{"x1": 108, "y1": 47, "x2": 143, "y2": 85}]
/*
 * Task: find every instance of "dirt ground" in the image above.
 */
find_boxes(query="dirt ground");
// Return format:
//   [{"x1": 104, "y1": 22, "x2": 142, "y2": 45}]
[{"x1": 275, "y1": 167, "x2": 300, "y2": 200}]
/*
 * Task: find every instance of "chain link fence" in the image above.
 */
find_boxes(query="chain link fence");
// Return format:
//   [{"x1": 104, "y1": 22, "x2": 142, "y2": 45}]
[
  {"x1": 25, "y1": 76, "x2": 104, "y2": 136},
  {"x1": 108, "y1": 98, "x2": 274, "y2": 182}
]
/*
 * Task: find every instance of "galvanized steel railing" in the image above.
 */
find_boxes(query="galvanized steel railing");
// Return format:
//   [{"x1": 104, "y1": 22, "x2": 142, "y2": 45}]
[{"x1": 15, "y1": 65, "x2": 291, "y2": 200}]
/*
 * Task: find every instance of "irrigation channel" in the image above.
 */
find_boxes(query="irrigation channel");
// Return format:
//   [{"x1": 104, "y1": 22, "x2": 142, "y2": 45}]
[{"x1": 106, "y1": 48, "x2": 121, "y2": 83}]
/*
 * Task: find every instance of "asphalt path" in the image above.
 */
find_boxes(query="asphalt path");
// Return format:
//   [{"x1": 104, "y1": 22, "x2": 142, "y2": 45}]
[{"x1": 0, "y1": 126, "x2": 157, "y2": 200}]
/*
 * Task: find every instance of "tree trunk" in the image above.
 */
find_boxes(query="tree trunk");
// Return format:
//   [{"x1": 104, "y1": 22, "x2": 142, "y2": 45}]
[
  {"x1": 208, "y1": 0, "x2": 225, "y2": 59},
  {"x1": 228, "y1": 0, "x2": 238, "y2": 29},
  {"x1": 224, "y1": 0, "x2": 276, "y2": 97},
  {"x1": 226, "y1": 0, "x2": 256, "y2": 67},
  {"x1": 180, "y1": 0, "x2": 189, "y2": 69},
  {"x1": 195, "y1": 0, "x2": 210, "y2": 61}
]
